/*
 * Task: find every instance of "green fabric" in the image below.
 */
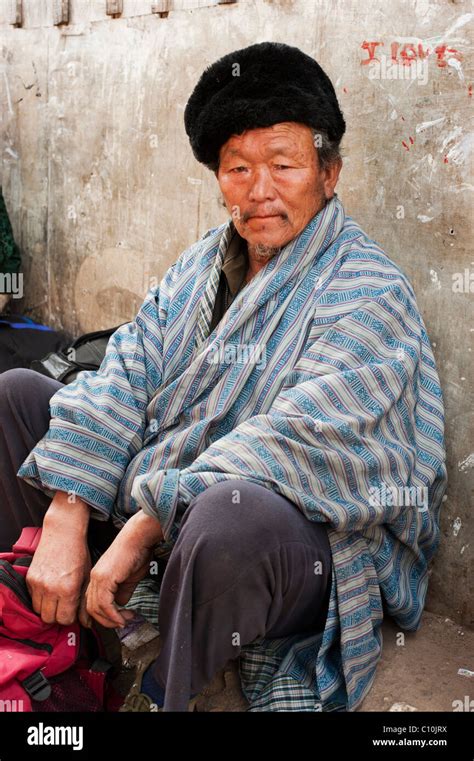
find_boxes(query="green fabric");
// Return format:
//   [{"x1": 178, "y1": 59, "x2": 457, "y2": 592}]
[{"x1": 0, "y1": 188, "x2": 21, "y2": 274}]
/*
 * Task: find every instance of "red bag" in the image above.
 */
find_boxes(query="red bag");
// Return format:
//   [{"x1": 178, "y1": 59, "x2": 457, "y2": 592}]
[{"x1": 0, "y1": 528, "x2": 120, "y2": 712}]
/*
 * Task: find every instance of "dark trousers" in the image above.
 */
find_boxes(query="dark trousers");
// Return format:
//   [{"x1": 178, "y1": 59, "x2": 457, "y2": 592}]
[{"x1": 0, "y1": 368, "x2": 332, "y2": 711}]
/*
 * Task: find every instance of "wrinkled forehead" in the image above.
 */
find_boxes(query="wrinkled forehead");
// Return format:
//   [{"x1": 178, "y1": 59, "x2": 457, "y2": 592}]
[{"x1": 220, "y1": 122, "x2": 315, "y2": 159}]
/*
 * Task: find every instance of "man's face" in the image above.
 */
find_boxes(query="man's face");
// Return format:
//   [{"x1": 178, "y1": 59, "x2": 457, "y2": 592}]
[{"x1": 216, "y1": 121, "x2": 342, "y2": 252}]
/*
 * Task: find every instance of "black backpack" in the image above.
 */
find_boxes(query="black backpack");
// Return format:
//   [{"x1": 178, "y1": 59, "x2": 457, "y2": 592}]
[
  {"x1": 31, "y1": 325, "x2": 126, "y2": 384},
  {"x1": 0, "y1": 315, "x2": 67, "y2": 374}
]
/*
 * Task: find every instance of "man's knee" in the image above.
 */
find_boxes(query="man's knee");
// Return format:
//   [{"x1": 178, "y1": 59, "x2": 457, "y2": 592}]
[
  {"x1": 0, "y1": 368, "x2": 60, "y2": 421},
  {"x1": 0, "y1": 368, "x2": 41, "y2": 413},
  {"x1": 180, "y1": 479, "x2": 291, "y2": 548},
  {"x1": 176, "y1": 480, "x2": 297, "y2": 594}
]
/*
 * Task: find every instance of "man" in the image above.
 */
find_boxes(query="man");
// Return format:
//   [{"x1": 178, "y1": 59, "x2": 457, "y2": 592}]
[{"x1": 1, "y1": 42, "x2": 446, "y2": 712}]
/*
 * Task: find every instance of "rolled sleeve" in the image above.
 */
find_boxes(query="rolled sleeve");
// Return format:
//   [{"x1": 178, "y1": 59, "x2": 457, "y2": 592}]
[{"x1": 17, "y1": 442, "x2": 114, "y2": 520}]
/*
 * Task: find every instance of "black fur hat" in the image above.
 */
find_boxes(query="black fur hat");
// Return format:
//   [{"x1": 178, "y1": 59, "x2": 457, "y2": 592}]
[{"x1": 184, "y1": 41, "x2": 346, "y2": 170}]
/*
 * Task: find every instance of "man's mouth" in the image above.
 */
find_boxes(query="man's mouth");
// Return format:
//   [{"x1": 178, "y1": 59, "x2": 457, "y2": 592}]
[{"x1": 249, "y1": 214, "x2": 281, "y2": 219}]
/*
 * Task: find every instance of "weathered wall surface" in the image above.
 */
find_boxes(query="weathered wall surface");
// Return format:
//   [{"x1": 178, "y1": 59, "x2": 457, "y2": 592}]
[{"x1": 0, "y1": 0, "x2": 472, "y2": 625}]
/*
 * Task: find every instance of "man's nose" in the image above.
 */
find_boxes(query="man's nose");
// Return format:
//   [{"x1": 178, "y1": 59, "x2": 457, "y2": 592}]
[{"x1": 248, "y1": 166, "x2": 277, "y2": 202}]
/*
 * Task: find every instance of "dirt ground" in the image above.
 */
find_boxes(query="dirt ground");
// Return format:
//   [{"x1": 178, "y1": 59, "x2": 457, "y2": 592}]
[{"x1": 111, "y1": 610, "x2": 474, "y2": 712}]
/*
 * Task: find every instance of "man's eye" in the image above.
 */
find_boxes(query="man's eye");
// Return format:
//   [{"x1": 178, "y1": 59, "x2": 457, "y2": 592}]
[
  {"x1": 230, "y1": 166, "x2": 248, "y2": 173},
  {"x1": 274, "y1": 164, "x2": 291, "y2": 170}
]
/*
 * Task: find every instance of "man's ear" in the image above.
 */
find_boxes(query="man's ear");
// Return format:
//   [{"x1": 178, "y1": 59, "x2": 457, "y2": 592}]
[{"x1": 323, "y1": 159, "x2": 342, "y2": 199}]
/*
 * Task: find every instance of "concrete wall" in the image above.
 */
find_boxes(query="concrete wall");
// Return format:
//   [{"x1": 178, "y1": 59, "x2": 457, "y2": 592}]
[{"x1": 0, "y1": 0, "x2": 472, "y2": 626}]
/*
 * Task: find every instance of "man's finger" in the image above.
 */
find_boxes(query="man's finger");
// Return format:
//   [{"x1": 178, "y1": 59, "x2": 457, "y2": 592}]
[
  {"x1": 78, "y1": 592, "x2": 92, "y2": 628},
  {"x1": 78, "y1": 573, "x2": 92, "y2": 628},
  {"x1": 87, "y1": 580, "x2": 126, "y2": 628},
  {"x1": 29, "y1": 586, "x2": 43, "y2": 617},
  {"x1": 95, "y1": 598, "x2": 127, "y2": 628},
  {"x1": 86, "y1": 610, "x2": 122, "y2": 629},
  {"x1": 39, "y1": 595, "x2": 59, "y2": 625},
  {"x1": 88, "y1": 597, "x2": 125, "y2": 628},
  {"x1": 56, "y1": 594, "x2": 80, "y2": 626}
]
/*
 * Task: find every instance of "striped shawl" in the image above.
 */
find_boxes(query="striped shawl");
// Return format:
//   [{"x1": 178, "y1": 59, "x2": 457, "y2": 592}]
[{"x1": 18, "y1": 194, "x2": 447, "y2": 711}]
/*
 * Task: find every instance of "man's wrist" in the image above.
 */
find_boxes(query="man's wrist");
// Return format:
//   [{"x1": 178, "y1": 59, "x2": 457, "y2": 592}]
[
  {"x1": 128, "y1": 510, "x2": 164, "y2": 546},
  {"x1": 44, "y1": 490, "x2": 90, "y2": 534}
]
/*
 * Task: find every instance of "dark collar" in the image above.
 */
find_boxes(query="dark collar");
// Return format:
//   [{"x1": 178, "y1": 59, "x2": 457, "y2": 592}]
[{"x1": 221, "y1": 231, "x2": 248, "y2": 296}]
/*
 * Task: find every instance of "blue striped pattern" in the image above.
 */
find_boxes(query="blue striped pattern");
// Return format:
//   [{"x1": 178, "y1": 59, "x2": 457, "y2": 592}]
[{"x1": 17, "y1": 195, "x2": 447, "y2": 711}]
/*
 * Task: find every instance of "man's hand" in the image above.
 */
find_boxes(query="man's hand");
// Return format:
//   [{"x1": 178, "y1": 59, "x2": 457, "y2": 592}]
[
  {"x1": 26, "y1": 491, "x2": 92, "y2": 626},
  {"x1": 84, "y1": 510, "x2": 163, "y2": 629}
]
